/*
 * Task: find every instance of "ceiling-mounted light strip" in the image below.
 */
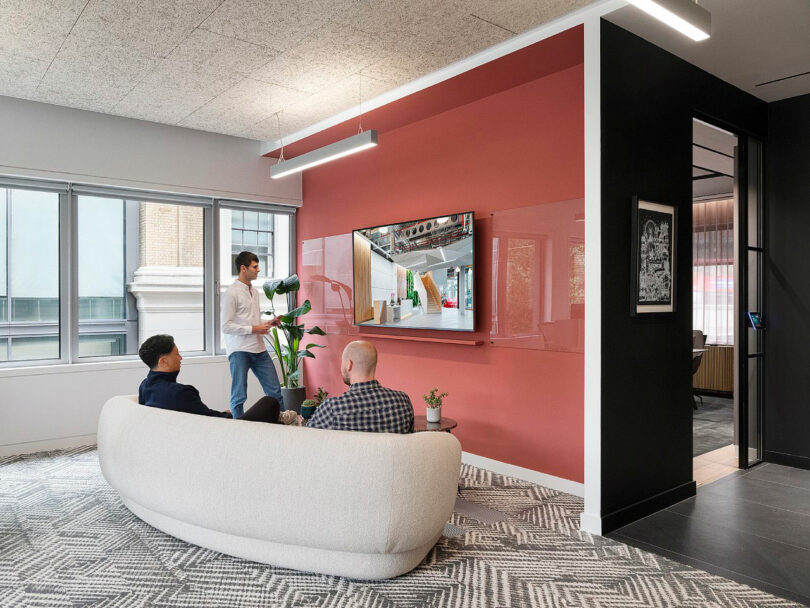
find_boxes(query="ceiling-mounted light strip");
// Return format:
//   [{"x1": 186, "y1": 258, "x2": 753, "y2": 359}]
[
  {"x1": 626, "y1": 0, "x2": 711, "y2": 41},
  {"x1": 270, "y1": 130, "x2": 378, "y2": 179}
]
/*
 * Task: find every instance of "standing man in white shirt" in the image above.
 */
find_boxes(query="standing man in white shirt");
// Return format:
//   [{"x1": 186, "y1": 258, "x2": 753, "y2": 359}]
[{"x1": 221, "y1": 251, "x2": 284, "y2": 418}]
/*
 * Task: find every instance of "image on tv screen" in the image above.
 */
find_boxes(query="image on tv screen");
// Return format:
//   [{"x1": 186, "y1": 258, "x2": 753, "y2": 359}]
[{"x1": 352, "y1": 212, "x2": 474, "y2": 331}]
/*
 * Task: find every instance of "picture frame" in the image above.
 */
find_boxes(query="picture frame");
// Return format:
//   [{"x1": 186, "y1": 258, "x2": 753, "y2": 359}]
[{"x1": 630, "y1": 197, "x2": 677, "y2": 315}]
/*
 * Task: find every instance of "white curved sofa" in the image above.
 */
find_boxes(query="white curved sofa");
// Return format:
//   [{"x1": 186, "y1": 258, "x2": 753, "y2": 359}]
[{"x1": 98, "y1": 395, "x2": 461, "y2": 580}]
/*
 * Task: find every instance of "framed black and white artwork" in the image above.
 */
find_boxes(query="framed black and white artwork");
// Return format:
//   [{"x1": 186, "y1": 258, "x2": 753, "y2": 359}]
[{"x1": 631, "y1": 197, "x2": 677, "y2": 315}]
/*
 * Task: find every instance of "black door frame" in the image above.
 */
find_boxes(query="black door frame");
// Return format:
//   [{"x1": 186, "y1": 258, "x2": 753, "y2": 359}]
[{"x1": 736, "y1": 135, "x2": 765, "y2": 469}]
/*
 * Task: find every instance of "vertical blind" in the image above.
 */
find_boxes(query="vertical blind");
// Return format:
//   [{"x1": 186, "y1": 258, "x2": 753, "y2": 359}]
[{"x1": 693, "y1": 198, "x2": 734, "y2": 345}]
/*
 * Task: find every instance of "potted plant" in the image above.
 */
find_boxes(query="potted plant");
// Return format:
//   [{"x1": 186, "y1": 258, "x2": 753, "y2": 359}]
[
  {"x1": 423, "y1": 387, "x2": 448, "y2": 423},
  {"x1": 263, "y1": 274, "x2": 326, "y2": 413},
  {"x1": 301, "y1": 387, "x2": 329, "y2": 420}
]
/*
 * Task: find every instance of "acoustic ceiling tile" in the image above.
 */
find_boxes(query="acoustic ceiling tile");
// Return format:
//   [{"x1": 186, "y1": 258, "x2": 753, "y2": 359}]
[
  {"x1": 417, "y1": 13, "x2": 513, "y2": 64},
  {"x1": 114, "y1": 80, "x2": 226, "y2": 125},
  {"x1": 0, "y1": 50, "x2": 48, "y2": 99},
  {"x1": 250, "y1": 53, "x2": 356, "y2": 94},
  {"x1": 46, "y1": 30, "x2": 163, "y2": 83},
  {"x1": 70, "y1": 0, "x2": 222, "y2": 58},
  {"x1": 466, "y1": 0, "x2": 593, "y2": 35},
  {"x1": 161, "y1": 28, "x2": 278, "y2": 78},
  {"x1": 361, "y1": 52, "x2": 446, "y2": 91},
  {"x1": 198, "y1": 0, "x2": 358, "y2": 53},
  {"x1": 336, "y1": 0, "x2": 467, "y2": 38},
  {"x1": 178, "y1": 78, "x2": 308, "y2": 135},
  {"x1": 32, "y1": 81, "x2": 122, "y2": 114},
  {"x1": 287, "y1": 21, "x2": 389, "y2": 75},
  {"x1": 0, "y1": 0, "x2": 86, "y2": 61},
  {"x1": 238, "y1": 110, "x2": 313, "y2": 141}
]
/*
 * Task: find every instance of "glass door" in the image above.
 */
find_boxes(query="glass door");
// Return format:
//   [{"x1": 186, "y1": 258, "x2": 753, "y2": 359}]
[{"x1": 738, "y1": 136, "x2": 764, "y2": 468}]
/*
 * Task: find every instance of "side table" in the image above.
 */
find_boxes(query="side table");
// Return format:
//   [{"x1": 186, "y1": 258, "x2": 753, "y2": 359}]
[{"x1": 413, "y1": 415, "x2": 458, "y2": 433}]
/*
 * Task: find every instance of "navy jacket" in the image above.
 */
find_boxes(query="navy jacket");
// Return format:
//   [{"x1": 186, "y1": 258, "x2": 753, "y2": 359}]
[{"x1": 138, "y1": 370, "x2": 232, "y2": 418}]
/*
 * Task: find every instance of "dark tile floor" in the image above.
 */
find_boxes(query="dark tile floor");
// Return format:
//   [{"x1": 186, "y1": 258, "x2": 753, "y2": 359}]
[
  {"x1": 609, "y1": 463, "x2": 810, "y2": 606},
  {"x1": 693, "y1": 395, "x2": 734, "y2": 456}
]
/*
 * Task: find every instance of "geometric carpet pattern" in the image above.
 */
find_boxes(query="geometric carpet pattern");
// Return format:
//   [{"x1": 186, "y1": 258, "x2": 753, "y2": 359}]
[{"x1": 0, "y1": 446, "x2": 801, "y2": 607}]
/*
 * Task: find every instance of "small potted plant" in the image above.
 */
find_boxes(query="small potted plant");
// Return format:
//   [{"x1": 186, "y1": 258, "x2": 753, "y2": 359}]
[
  {"x1": 423, "y1": 387, "x2": 448, "y2": 423},
  {"x1": 301, "y1": 387, "x2": 328, "y2": 420}
]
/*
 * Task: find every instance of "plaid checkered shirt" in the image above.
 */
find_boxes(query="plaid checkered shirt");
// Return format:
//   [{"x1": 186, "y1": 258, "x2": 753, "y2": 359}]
[{"x1": 306, "y1": 380, "x2": 414, "y2": 433}]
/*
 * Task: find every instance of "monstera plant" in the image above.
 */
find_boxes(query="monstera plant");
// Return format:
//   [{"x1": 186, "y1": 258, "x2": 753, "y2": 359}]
[{"x1": 262, "y1": 275, "x2": 326, "y2": 411}]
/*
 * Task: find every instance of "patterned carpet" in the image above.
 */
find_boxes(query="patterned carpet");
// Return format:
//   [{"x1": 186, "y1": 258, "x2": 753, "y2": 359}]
[
  {"x1": 693, "y1": 395, "x2": 735, "y2": 457},
  {"x1": 0, "y1": 446, "x2": 801, "y2": 607}
]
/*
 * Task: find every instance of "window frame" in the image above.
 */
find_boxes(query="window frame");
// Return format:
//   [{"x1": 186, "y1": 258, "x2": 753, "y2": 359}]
[
  {"x1": 0, "y1": 176, "x2": 296, "y2": 369},
  {"x1": 213, "y1": 200, "x2": 297, "y2": 356}
]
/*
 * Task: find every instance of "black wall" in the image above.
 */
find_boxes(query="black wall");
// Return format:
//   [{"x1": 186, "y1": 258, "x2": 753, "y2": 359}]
[
  {"x1": 764, "y1": 93, "x2": 810, "y2": 470},
  {"x1": 600, "y1": 20, "x2": 767, "y2": 532}
]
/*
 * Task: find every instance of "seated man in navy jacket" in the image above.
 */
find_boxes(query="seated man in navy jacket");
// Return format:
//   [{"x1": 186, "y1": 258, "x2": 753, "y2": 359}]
[{"x1": 138, "y1": 334, "x2": 297, "y2": 424}]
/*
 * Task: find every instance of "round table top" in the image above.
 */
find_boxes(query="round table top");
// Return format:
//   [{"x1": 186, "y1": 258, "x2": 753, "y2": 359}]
[{"x1": 413, "y1": 415, "x2": 458, "y2": 433}]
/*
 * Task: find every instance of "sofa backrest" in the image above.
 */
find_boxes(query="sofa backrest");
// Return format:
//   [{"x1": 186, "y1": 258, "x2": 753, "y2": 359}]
[{"x1": 98, "y1": 395, "x2": 461, "y2": 555}]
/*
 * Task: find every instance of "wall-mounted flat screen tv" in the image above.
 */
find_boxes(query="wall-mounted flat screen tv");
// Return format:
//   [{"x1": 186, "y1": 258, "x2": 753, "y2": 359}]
[{"x1": 352, "y1": 211, "x2": 474, "y2": 331}]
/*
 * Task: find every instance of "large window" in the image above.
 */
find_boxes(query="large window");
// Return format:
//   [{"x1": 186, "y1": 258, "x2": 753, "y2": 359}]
[
  {"x1": 0, "y1": 178, "x2": 295, "y2": 367},
  {"x1": 0, "y1": 187, "x2": 61, "y2": 362},
  {"x1": 77, "y1": 196, "x2": 205, "y2": 357},
  {"x1": 693, "y1": 198, "x2": 734, "y2": 345},
  {"x1": 217, "y1": 206, "x2": 293, "y2": 353}
]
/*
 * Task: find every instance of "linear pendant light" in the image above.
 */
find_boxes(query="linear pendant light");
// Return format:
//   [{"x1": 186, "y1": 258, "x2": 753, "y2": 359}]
[
  {"x1": 626, "y1": 0, "x2": 711, "y2": 41},
  {"x1": 270, "y1": 130, "x2": 378, "y2": 179}
]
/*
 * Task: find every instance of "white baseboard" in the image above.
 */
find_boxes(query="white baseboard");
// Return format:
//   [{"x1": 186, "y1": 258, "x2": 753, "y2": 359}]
[
  {"x1": 579, "y1": 511, "x2": 603, "y2": 536},
  {"x1": 462, "y1": 452, "x2": 584, "y2": 497},
  {"x1": 0, "y1": 434, "x2": 97, "y2": 457}
]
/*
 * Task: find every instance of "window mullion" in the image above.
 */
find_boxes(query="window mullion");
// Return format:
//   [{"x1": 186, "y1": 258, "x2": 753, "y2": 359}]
[
  {"x1": 205, "y1": 203, "x2": 216, "y2": 356},
  {"x1": 62, "y1": 191, "x2": 76, "y2": 364}
]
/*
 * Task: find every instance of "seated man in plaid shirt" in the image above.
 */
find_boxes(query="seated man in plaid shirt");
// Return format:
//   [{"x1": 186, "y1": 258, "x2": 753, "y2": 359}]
[{"x1": 306, "y1": 340, "x2": 414, "y2": 433}]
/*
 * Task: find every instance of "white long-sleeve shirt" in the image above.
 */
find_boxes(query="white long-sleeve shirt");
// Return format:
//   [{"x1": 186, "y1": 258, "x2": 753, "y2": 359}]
[{"x1": 221, "y1": 280, "x2": 267, "y2": 355}]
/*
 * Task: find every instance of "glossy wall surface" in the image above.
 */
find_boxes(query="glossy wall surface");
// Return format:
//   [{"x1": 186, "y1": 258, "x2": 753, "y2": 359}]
[{"x1": 296, "y1": 29, "x2": 585, "y2": 483}]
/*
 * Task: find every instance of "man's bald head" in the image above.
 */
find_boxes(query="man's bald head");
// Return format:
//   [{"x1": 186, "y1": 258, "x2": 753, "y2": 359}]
[{"x1": 341, "y1": 340, "x2": 378, "y2": 385}]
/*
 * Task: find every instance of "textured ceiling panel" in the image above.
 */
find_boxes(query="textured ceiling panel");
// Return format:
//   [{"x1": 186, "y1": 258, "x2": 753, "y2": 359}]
[
  {"x1": 467, "y1": 0, "x2": 593, "y2": 34},
  {"x1": 417, "y1": 13, "x2": 513, "y2": 64},
  {"x1": 179, "y1": 78, "x2": 308, "y2": 135},
  {"x1": 250, "y1": 53, "x2": 357, "y2": 94},
  {"x1": 198, "y1": 0, "x2": 357, "y2": 52},
  {"x1": 0, "y1": 0, "x2": 86, "y2": 61},
  {"x1": 0, "y1": 0, "x2": 594, "y2": 141},
  {"x1": 288, "y1": 21, "x2": 390, "y2": 75},
  {"x1": 71, "y1": 0, "x2": 222, "y2": 58},
  {"x1": 34, "y1": 31, "x2": 162, "y2": 112},
  {"x1": 113, "y1": 29, "x2": 278, "y2": 123},
  {"x1": 0, "y1": 50, "x2": 47, "y2": 99}
]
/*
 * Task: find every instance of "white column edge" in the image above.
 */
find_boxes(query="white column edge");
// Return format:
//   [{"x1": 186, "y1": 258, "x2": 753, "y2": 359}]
[{"x1": 581, "y1": 14, "x2": 603, "y2": 536}]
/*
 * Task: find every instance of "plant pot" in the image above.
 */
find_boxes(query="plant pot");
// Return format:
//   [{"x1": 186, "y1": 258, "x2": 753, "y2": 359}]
[
  {"x1": 426, "y1": 406, "x2": 441, "y2": 423},
  {"x1": 281, "y1": 387, "x2": 306, "y2": 414},
  {"x1": 301, "y1": 404, "x2": 318, "y2": 420}
]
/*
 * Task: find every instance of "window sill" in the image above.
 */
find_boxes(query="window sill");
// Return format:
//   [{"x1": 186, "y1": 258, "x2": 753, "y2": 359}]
[{"x1": 0, "y1": 354, "x2": 229, "y2": 379}]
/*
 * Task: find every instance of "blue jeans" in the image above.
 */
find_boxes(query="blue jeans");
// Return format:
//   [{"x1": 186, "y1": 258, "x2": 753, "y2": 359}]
[{"x1": 228, "y1": 350, "x2": 283, "y2": 418}]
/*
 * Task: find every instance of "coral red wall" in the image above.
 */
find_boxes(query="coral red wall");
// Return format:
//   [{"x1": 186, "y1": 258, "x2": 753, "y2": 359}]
[{"x1": 297, "y1": 38, "x2": 584, "y2": 482}]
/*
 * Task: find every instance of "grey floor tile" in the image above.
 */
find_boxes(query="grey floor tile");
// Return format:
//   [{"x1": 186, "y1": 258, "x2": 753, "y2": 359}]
[
  {"x1": 612, "y1": 509, "x2": 810, "y2": 601},
  {"x1": 667, "y1": 491, "x2": 810, "y2": 551},
  {"x1": 745, "y1": 462, "x2": 810, "y2": 491},
  {"x1": 697, "y1": 472, "x2": 810, "y2": 516}
]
